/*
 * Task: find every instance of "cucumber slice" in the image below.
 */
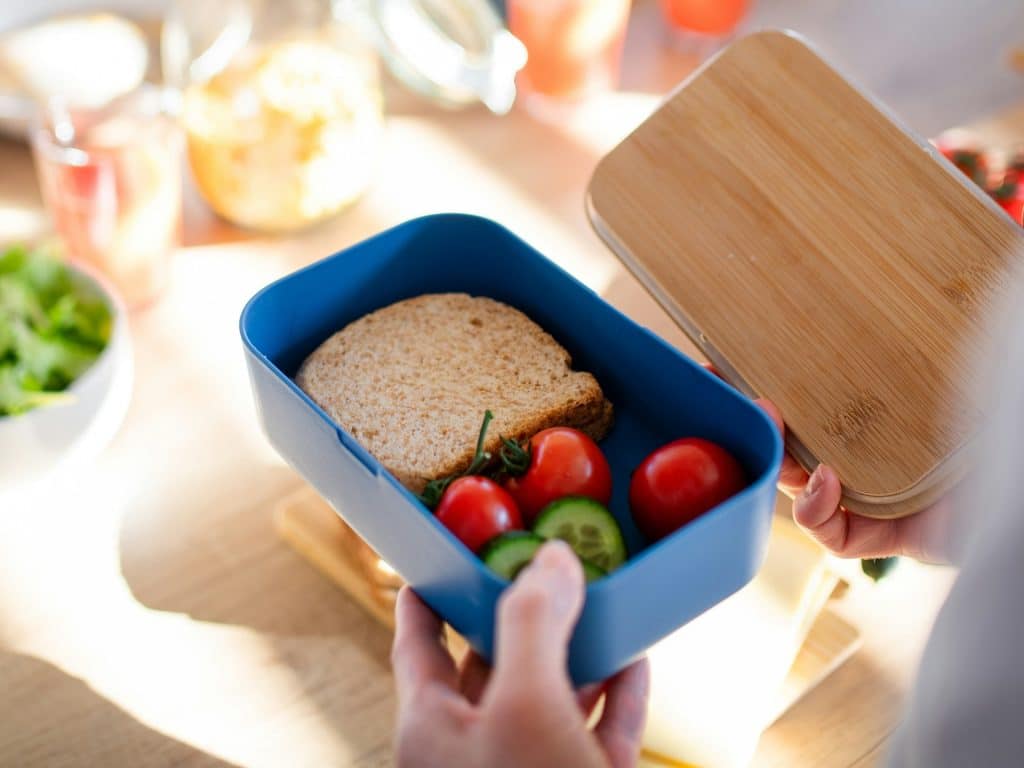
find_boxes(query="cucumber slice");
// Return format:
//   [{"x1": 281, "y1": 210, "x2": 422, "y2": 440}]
[
  {"x1": 481, "y1": 531, "x2": 610, "y2": 582},
  {"x1": 533, "y1": 497, "x2": 627, "y2": 572},
  {"x1": 581, "y1": 558, "x2": 607, "y2": 583},
  {"x1": 482, "y1": 532, "x2": 544, "y2": 580}
]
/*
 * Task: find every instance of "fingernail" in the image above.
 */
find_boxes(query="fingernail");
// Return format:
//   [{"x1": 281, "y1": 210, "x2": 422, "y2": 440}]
[{"x1": 805, "y1": 465, "x2": 825, "y2": 497}]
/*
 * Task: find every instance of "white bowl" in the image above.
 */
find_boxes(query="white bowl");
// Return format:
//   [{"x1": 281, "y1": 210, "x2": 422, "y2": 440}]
[{"x1": 0, "y1": 264, "x2": 133, "y2": 492}]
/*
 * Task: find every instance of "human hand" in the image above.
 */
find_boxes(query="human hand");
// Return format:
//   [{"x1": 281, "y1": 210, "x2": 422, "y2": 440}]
[
  {"x1": 391, "y1": 540, "x2": 650, "y2": 768},
  {"x1": 756, "y1": 399, "x2": 958, "y2": 564}
]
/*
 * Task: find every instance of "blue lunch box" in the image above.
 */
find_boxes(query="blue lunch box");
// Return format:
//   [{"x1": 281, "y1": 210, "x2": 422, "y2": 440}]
[{"x1": 240, "y1": 213, "x2": 783, "y2": 684}]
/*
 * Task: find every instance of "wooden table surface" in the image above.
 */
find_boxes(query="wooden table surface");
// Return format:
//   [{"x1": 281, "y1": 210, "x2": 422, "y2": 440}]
[{"x1": 1, "y1": 4, "x2": 1020, "y2": 766}]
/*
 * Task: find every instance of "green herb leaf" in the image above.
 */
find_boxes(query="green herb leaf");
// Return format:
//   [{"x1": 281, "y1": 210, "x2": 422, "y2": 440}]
[
  {"x1": 0, "y1": 245, "x2": 111, "y2": 417},
  {"x1": 861, "y1": 556, "x2": 899, "y2": 582},
  {"x1": 498, "y1": 435, "x2": 531, "y2": 477}
]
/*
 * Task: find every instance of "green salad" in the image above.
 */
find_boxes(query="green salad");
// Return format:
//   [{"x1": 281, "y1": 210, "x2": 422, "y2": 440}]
[{"x1": 0, "y1": 245, "x2": 112, "y2": 417}]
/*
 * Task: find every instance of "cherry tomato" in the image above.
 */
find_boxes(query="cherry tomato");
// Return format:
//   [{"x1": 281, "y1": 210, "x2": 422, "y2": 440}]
[
  {"x1": 1005, "y1": 153, "x2": 1024, "y2": 184},
  {"x1": 932, "y1": 136, "x2": 990, "y2": 188},
  {"x1": 435, "y1": 476, "x2": 523, "y2": 554},
  {"x1": 991, "y1": 175, "x2": 1024, "y2": 226},
  {"x1": 503, "y1": 427, "x2": 612, "y2": 525},
  {"x1": 999, "y1": 192, "x2": 1024, "y2": 226},
  {"x1": 629, "y1": 438, "x2": 745, "y2": 542}
]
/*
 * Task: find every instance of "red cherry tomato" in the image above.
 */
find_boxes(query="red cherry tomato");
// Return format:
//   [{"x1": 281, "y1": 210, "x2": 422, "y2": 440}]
[
  {"x1": 1005, "y1": 153, "x2": 1024, "y2": 184},
  {"x1": 991, "y1": 175, "x2": 1024, "y2": 226},
  {"x1": 1000, "y1": 194, "x2": 1024, "y2": 226},
  {"x1": 435, "y1": 476, "x2": 522, "y2": 553},
  {"x1": 629, "y1": 438, "x2": 745, "y2": 542},
  {"x1": 933, "y1": 136, "x2": 990, "y2": 188},
  {"x1": 503, "y1": 427, "x2": 612, "y2": 525}
]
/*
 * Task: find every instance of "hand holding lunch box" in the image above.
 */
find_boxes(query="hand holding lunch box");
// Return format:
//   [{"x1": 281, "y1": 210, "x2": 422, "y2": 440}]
[{"x1": 242, "y1": 213, "x2": 782, "y2": 686}]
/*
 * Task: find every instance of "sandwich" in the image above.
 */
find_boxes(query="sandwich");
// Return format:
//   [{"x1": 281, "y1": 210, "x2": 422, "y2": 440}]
[{"x1": 296, "y1": 293, "x2": 613, "y2": 493}]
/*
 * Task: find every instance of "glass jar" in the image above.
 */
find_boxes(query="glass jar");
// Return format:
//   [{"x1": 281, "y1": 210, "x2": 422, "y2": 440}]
[
  {"x1": 507, "y1": 0, "x2": 632, "y2": 105},
  {"x1": 31, "y1": 87, "x2": 184, "y2": 309},
  {"x1": 163, "y1": 0, "x2": 383, "y2": 233}
]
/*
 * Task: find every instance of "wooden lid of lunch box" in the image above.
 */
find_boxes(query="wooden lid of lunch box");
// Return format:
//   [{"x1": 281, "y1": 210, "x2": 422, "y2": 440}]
[{"x1": 587, "y1": 31, "x2": 1024, "y2": 519}]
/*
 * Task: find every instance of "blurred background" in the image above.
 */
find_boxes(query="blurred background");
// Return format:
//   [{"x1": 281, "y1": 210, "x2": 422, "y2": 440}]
[{"x1": 0, "y1": 2, "x2": 1021, "y2": 767}]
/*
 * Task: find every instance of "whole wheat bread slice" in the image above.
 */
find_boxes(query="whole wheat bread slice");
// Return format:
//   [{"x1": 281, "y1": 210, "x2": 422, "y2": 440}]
[{"x1": 296, "y1": 293, "x2": 613, "y2": 493}]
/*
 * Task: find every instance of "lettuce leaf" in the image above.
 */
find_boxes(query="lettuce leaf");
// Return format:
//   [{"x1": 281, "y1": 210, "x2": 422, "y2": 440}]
[{"x1": 0, "y1": 246, "x2": 111, "y2": 416}]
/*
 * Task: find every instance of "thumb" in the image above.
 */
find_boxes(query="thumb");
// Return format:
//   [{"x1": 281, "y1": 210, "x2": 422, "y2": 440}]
[
  {"x1": 488, "y1": 540, "x2": 585, "y2": 698},
  {"x1": 793, "y1": 464, "x2": 847, "y2": 553}
]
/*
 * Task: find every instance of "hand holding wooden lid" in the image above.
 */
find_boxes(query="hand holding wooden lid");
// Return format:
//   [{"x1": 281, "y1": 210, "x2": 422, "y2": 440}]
[{"x1": 588, "y1": 31, "x2": 1024, "y2": 518}]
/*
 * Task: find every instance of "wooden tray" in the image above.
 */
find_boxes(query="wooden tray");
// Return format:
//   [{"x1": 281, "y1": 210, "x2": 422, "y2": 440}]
[{"x1": 587, "y1": 30, "x2": 1024, "y2": 518}]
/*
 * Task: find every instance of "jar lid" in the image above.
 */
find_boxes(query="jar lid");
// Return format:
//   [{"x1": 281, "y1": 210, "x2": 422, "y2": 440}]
[
  {"x1": 365, "y1": 0, "x2": 526, "y2": 114},
  {"x1": 588, "y1": 31, "x2": 1024, "y2": 519}
]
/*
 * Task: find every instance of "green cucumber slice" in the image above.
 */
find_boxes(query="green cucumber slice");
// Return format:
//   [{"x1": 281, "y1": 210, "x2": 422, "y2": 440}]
[
  {"x1": 481, "y1": 531, "x2": 610, "y2": 582},
  {"x1": 533, "y1": 497, "x2": 627, "y2": 572},
  {"x1": 481, "y1": 532, "x2": 544, "y2": 580},
  {"x1": 580, "y1": 558, "x2": 607, "y2": 583}
]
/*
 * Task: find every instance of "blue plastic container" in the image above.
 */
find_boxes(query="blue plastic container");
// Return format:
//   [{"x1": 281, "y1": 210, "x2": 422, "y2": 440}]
[{"x1": 241, "y1": 213, "x2": 783, "y2": 684}]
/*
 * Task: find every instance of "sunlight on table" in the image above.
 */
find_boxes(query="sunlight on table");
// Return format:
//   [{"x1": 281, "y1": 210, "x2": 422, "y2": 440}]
[{"x1": 0, "y1": 203, "x2": 48, "y2": 242}]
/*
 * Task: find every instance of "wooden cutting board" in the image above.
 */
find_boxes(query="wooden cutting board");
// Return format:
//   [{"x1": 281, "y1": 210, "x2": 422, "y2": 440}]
[{"x1": 588, "y1": 30, "x2": 1024, "y2": 518}]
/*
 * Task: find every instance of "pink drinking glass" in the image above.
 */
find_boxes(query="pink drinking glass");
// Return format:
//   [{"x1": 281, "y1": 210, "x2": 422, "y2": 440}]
[{"x1": 31, "y1": 87, "x2": 183, "y2": 309}]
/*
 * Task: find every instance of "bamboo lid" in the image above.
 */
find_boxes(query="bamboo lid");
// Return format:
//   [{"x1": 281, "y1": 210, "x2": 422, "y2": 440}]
[{"x1": 587, "y1": 31, "x2": 1024, "y2": 518}]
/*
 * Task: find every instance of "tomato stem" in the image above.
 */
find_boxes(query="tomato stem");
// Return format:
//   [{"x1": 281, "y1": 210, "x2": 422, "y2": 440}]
[
  {"x1": 418, "y1": 410, "x2": 496, "y2": 510},
  {"x1": 466, "y1": 410, "x2": 495, "y2": 475},
  {"x1": 498, "y1": 436, "x2": 531, "y2": 477}
]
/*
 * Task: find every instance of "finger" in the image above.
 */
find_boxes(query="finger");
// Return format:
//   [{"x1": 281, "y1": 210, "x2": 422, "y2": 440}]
[
  {"x1": 793, "y1": 465, "x2": 906, "y2": 558},
  {"x1": 701, "y1": 362, "x2": 722, "y2": 378},
  {"x1": 778, "y1": 456, "x2": 810, "y2": 497},
  {"x1": 458, "y1": 650, "x2": 491, "y2": 705},
  {"x1": 488, "y1": 540, "x2": 584, "y2": 698},
  {"x1": 838, "y1": 513, "x2": 903, "y2": 559},
  {"x1": 594, "y1": 659, "x2": 651, "y2": 768},
  {"x1": 807, "y1": 501, "x2": 951, "y2": 561},
  {"x1": 576, "y1": 683, "x2": 605, "y2": 719},
  {"x1": 792, "y1": 464, "x2": 848, "y2": 552},
  {"x1": 391, "y1": 587, "x2": 458, "y2": 701}
]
